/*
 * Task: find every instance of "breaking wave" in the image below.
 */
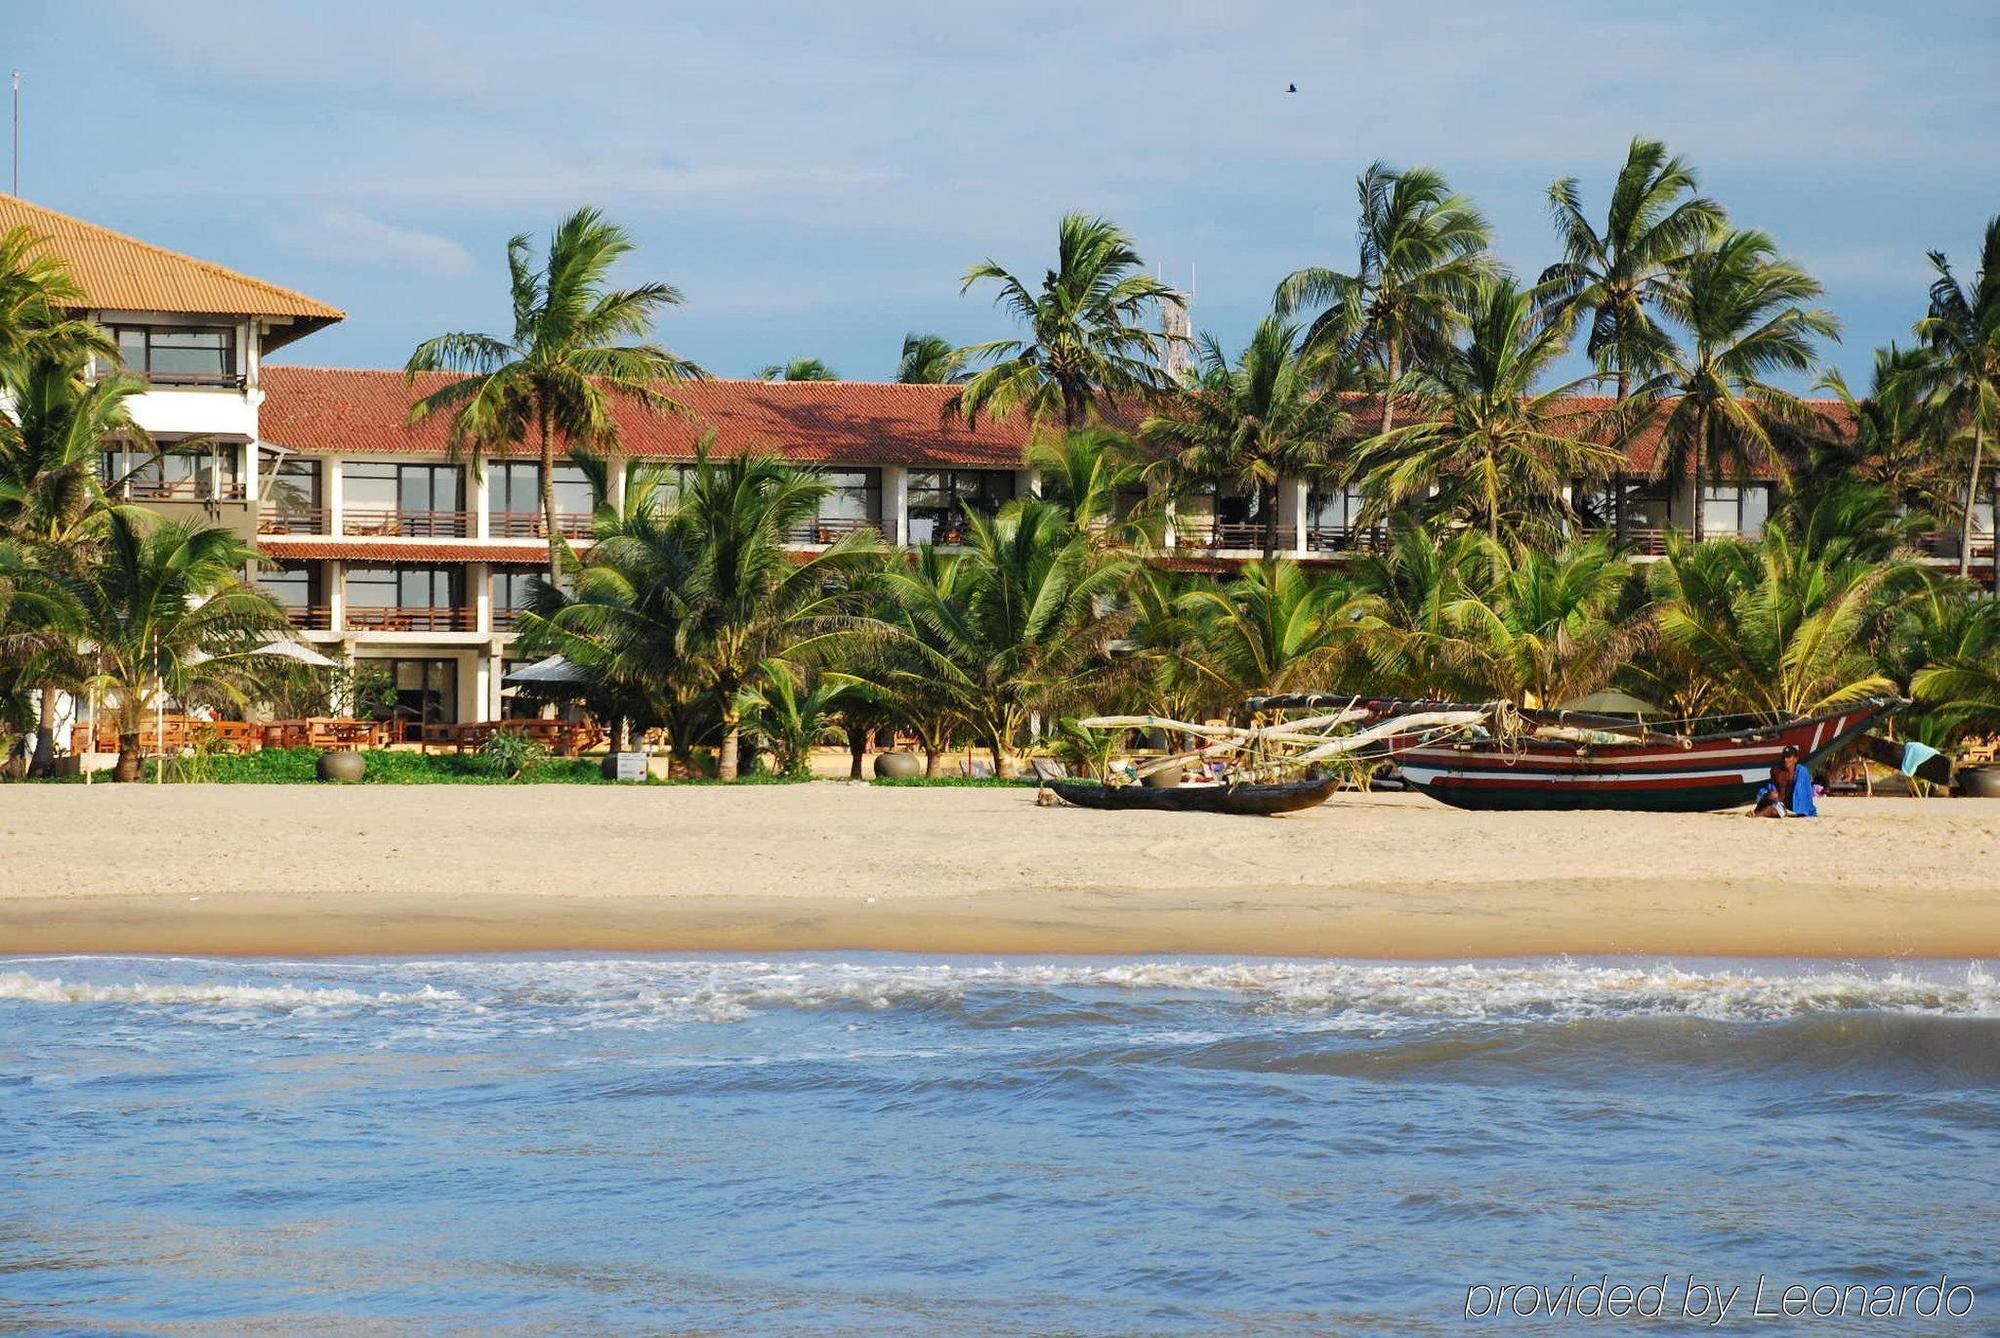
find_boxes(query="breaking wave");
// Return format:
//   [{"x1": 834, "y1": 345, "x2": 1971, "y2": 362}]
[{"x1": 1, "y1": 956, "x2": 1992, "y2": 1027}]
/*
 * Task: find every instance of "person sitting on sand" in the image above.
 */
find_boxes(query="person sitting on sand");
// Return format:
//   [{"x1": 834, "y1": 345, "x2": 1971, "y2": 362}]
[{"x1": 1751, "y1": 745, "x2": 1817, "y2": 818}]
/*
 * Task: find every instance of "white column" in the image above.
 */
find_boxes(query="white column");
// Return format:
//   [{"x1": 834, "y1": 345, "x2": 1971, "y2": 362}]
[
  {"x1": 327, "y1": 457, "x2": 345, "y2": 536},
  {"x1": 882, "y1": 465, "x2": 909, "y2": 545},
  {"x1": 607, "y1": 457, "x2": 629, "y2": 516},
  {"x1": 473, "y1": 561, "x2": 492, "y2": 634},
  {"x1": 486, "y1": 641, "x2": 507, "y2": 721},
  {"x1": 1279, "y1": 476, "x2": 1308, "y2": 556},
  {"x1": 1016, "y1": 467, "x2": 1039, "y2": 500},
  {"x1": 473, "y1": 463, "x2": 491, "y2": 539},
  {"x1": 328, "y1": 560, "x2": 346, "y2": 632}
]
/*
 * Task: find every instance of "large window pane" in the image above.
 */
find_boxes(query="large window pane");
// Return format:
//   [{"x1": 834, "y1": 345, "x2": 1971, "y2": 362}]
[{"x1": 343, "y1": 461, "x2": 398, "y2": 510}]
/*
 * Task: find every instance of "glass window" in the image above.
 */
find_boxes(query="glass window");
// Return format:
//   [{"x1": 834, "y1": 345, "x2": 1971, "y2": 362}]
[
  {"x1": 399, "y1": 464, "x2": 463, "y2": 513},
  {"x1": 1701, "y1": 485, "x2": 1772, "y2": 537},
  {"x1": 907, "y1": 470, "x2": 1014, "y2": 543},
  {"x1": 493, "y1": 462, "x2": 595, "y2": 522},
  {"x1": 819, "y1": 468, "x2": 881, "y2": 522},
  {"x1": 108, "y1": 325, "x2": 236, "y2": 381},
  {"x1": 490, "y1": 568, "x2": 541, "y2": 612},
  {"x1": 1306, "y1": 487, "x2": 1368, "y2": 530},
  {"x1": 258, "y1": 563, "x2": 323, "y2": 611},
  {"x1": 396, "y1": 567, "x2": 462, "y2": 608},
  {"x1": 268, "y1": 457, "x2": 321, "y2": 518},
  {"x1": 342, "y1": 461, "x2": 399, "y2": 511},
  {"x1": 345, "y1": 565, "x2": 401, "y2": 608},
  {"x1": 366, "y1": 658, "x2": 458, "y2": 731},
  {"x1": 101, "y1": 443, "x2": 238, "y2": 497}
]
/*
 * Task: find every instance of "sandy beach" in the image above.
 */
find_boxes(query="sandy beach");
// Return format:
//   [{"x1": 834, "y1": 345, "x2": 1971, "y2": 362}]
[{"x1": 2, "y1": 784, "x2": 1995, "y2": 959}]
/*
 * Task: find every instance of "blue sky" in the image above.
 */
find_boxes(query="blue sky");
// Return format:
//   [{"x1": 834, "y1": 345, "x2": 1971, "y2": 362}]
[{"x1": 11, "y1": 1, "x2": 1996, "y2": 385}]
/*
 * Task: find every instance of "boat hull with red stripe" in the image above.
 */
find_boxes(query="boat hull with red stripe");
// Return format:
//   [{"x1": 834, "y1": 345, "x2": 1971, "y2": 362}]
[{"x1": 1394, "y1": 700, "x2": 1902, "y2": 812}]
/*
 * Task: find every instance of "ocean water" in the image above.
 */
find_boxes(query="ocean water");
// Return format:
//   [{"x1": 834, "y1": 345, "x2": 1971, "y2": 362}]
[{"x1": 3, "y1": 953, "x2": 1997, "y2": 1335}]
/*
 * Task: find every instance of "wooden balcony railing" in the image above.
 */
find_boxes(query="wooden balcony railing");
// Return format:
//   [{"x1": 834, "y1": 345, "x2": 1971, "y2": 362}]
[
  {"x1": 1916, "y1": 532, "x2": 1996, "y2": 560},
  {"x1": 282, "y1": 605, "x2": 335, "y2": 631},
  {"x1": 342, "y1": 508, "x2": 472, "y2": 538},
  {"x1": 783, "y1": 516, "x2": 890, "y2": 545},
  {"x1": 1305, "y1": 525, "x2": 1392, "y2": 554},
  {"x1": 259, "y1": 507, "x2": 327, "y2": 535},
  {"x1": 1182, "y1": 521, "x2": 1273, "y2": 551},
  {"x1": 139, "y1": 370, "x2": 246, "y2": 390},
  {"x1": 126, "y1": 480, "x2": 249, "y2": 502},
  {"x1": 491, "y1": 607, "x2": 524, "y2": 631},
  {"x1": 492, "y1": 510, "x2": 596, "y2": 539},
  {"x1": 342, "y1": 605, "x2": 478, "y2": 632}
]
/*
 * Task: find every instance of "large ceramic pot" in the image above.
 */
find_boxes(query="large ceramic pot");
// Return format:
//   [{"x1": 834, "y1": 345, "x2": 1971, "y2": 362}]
[
  {"x1": 874, "y1": 750, "x2": 923, "y2": 780},
  {"x1": 317, "y1": 749, "x2": 367, "y2": 783},
  {"x1": 1960, "y1": 766, "x2": 2000, "y2": 799},
  {"x1": 1140, "y1": 761, "x2": 1186, "y2": 789}
]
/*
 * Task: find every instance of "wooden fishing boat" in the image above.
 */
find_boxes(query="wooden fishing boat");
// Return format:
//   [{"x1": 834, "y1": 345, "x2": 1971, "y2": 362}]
[
  {"x1": 1392, "y1": 698, "x2": 1902, "y2": 812},
  {"x1": 1242, "y1": 694, "x2": 1907, "y2": 812},
  {"x1": 1050, "y1": 771, "x2": 1340, "y2": 816}
]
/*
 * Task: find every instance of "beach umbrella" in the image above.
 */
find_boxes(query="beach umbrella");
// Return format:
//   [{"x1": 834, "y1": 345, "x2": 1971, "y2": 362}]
[
  {"x1": 1557, "y1": 689, "x2": 1663, "y2": 718},
  {"x1": 502, "y1": 655, "x2": 591, "y2": 687},
  {"x1": 181, "y1": 640, "x2": 337, "y2": 668}
]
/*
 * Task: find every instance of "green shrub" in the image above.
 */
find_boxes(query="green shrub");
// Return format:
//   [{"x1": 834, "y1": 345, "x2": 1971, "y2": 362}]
[
  {"x1": 479, "y1": 730, "x2": 551, "y2": 779},
  {"x1": 869, "y1": 775, "x2": 1038, "y2": 787}
]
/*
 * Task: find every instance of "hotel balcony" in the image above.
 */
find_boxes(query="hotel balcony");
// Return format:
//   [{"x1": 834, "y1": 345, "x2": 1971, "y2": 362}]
[
  {"x1": 783, "y1": 516, "x2": 892, "y2": 545},
  {"x1": 1180, "y1": 520, "x2": 1271, "y2": 552},
  {"x1": 342, "y1": 508, "x2": 474, "y2": 538},
  {"x1": 491, "y1": 510, "x2": 596, "y2": 540},
  {"x1": 1304, "y1": 525, "x2": 1392, "y2": 555},
  {"x1": 259, "y1": 506, "x2": 328, "y2": 536},
  {"x1": 341, "y1": 606, "x2": 480, "y2": 633}
]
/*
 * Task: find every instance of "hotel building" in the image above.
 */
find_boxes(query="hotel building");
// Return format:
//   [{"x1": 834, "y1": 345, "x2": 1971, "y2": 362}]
[{"x1": 4, "y1": 194, "x2": 1983, "y2": 736}]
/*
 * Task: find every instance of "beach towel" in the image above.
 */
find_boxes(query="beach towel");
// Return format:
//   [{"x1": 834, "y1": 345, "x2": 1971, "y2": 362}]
[{"x1": 1790, "y1": 763, "x2": 1818, "y2": 818}]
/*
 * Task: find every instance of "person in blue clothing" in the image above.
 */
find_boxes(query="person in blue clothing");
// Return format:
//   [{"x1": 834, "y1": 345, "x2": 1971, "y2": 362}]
[{"x1": 1751, "y1": 745, "x2": 1818, "y2": 818}]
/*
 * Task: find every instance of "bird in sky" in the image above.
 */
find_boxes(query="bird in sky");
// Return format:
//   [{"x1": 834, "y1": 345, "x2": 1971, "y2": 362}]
[{"x1": 1286, "y1": 83, "x2": 1297, "y2": 93}]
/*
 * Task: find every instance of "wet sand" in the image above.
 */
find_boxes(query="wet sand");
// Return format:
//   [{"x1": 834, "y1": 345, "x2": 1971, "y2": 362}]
[{"x1": 3, "y1": 785, "x2": 1995, "y2": 959}]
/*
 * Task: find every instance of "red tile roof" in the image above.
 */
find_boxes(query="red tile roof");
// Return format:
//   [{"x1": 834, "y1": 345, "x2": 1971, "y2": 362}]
[
  {"x1": 258, "y1": 366, "x2": 1851, "y2": 479},
  {"x1": 259, "y1": 367, "x2": 1035, "y2": 466},
  {"x1": 259, "y1": 538, "x2": 555, "y2": 563},
  {"x1": 1, "y1": 194, "x2": 342, "y2": 349}
]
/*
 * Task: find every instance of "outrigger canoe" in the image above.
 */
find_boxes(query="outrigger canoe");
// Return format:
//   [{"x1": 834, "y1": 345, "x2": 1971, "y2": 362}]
[
  {"x1": 1246, "y1": 695, "x2": 1906, "y2": 813},
  {"x1": 1050, "y1": 772, "x2": 1339, "y2": 816}
]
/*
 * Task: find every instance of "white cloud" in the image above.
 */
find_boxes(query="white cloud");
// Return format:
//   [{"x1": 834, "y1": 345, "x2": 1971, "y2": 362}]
[{"x1": 269, "y1": 209, "x2": 477, "y2": 279}]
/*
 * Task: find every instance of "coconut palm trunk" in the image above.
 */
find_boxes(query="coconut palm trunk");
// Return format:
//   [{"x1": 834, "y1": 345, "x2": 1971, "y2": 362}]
[
  {"x1": 27, "y1": 687, "x2": 61, "y2": 777},
  {"x1": 537, "y1": 409, "x2": 563, "y2": 585},
  {"x1": 114, "y1": 730, "x2": 144, "y2": 783},
  {"x1": 1959, "y1": 421, "x2": 1986, "y2": 580}
]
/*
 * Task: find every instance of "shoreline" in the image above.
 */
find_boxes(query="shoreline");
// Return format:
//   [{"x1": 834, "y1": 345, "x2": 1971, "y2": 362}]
[{"x1": 4, "y1": 786, "x2": 1997, "y2": 960}]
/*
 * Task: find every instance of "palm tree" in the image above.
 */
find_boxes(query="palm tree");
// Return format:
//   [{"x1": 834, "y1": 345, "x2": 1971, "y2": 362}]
[
  {"x1": 1643, "y1": 229, "x2": 1840, "y2": 540},
  {"x1": 671, "y1": 451, "x2": 887, "y2": 779},
  {"x1": 1141, "y1": 316, "x2": 1351, "y2": 559},
  {"x1": 0, "y1": 355, "x2": 150, "y2": 774},
  {"x1": 406, "y1": 207, "x2": 704, "y2": 582},
  {"x1": 1275, "y1": 162, "x2": 1494, "y2": 435},
  {"x1": 1443, "y1": 538, "x2": 1648, "y2": 707},
  {"x1": 955, "y1": 213, "x2": 1183, "y2": 429},
  {"x1": 883, "y1": 500, "x2": 1133, "y2": 774},
  {"x1": 1813, "y1": 346, "x2": 1952, "y2": 524},
  {"x1": 0, "y1": 225, "x2": 114, "y2": 373},
  {"x1": 70, "y1": 512, "x2": 290, "y2": 780},
  {"x1": 1176, "y1": 560, "x2": 1377, "y2": 700},
  {"x1": 738, "y1": 660, "x2": 847, "y2": 777},
  {"x1": 896, "y1": 332, "x2": 970, "y2": 385},
  {"x1": 1346, "y1": 525, "x2": 1499, "y2": 698},
  {"x1": 518, "y1": 501, "x2": 709, "y2": 774},
  {"x1": 1906, "y1": 216, "x2": 2000, "y2": 580},
  {"x1": 1028, "y1": 425, "x2": 1152, "y2": 543},
  {"x1": 1346, "y1": 277, "x2": 1625, "y2": 543},
  {"x1": 1649, "y1": 523, "x2": 1926, "y2": 720},
  {"x1": 1539, "y1": 137, "x2": 1725, "y2": 401},
  {"x1": 758, "y1": 357, "x2": 839, "y2": 382}
]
